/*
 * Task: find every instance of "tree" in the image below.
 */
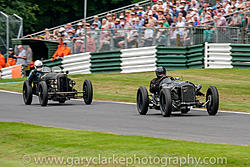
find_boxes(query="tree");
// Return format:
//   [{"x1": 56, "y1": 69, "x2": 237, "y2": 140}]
[{"x1": 0, "y1": 0, "x2": 39, "y2": 34}]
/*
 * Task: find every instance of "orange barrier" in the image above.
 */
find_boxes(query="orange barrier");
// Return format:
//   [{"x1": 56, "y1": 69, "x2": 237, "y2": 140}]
[{"x1": 12, "y1": 65, "x2": 22, "y2": 78}]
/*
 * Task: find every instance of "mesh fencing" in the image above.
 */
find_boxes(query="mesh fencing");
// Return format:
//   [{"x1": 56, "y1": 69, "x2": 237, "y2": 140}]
[
  {"x1": 53, "y1": 26, "x2": 241, "y2": 54},
  {"x1": 0, "y1": 12, "x2": 22, "y2": 55}
]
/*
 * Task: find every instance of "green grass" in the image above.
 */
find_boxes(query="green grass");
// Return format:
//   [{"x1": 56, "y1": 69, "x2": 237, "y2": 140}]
[
  {"x1": 0, "y1": 122, "x2": 249, "y2": 167},
  {"x1": 0, "y1": 69, "x2": 250, "y2": 112}
]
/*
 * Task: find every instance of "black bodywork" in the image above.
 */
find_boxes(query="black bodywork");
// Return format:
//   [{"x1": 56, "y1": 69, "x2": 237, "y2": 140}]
[
  {"x1": 137, "y1": 76, "x2": 219, "y2": 117},
  {"x1": 23, "y1": 67, "x2": 93, "y2": 106},
  {"x1": 33, "y1": 72, "x2": 77, "y2": 101}
]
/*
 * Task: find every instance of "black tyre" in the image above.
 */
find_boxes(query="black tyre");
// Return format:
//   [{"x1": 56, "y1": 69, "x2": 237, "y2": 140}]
[
  {"x1": 83, "y1": 80, "x2": 93, "y2": 105},
  {"x1": 159, "y1": 88, "x2": 172, "y2": 117},
  {"x1": 136, "y1": 86, "x2": 149, "y2": 115},
  {"x1": 23, "y1": 80, "x2": 33, "y2": 105},
  {"x1": 59, "y1": 99, "x2": 66, "y2": 104},
  {"x1": 39, "y1": 81, "x2": 48, "y2": 106},
  {"x1": 206, "y1": 86, "x2": 219, "y2": 115},
  {"x1": 181, "y1": 107, "x2": 190, "y2": 114}
]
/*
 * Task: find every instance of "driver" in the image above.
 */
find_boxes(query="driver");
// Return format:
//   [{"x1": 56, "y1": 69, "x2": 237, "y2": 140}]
[
  {"x1": 28, "y1": 60, "x2": 43, "y2": 83},
  {"x1": 149, "y1": 66, "x2": 168, "y2": 94}
]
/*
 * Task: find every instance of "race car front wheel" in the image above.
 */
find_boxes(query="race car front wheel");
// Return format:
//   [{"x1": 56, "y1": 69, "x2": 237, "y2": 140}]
[
  {"x1": 23, "y1": 80, "x2": 33, "y2": 105},
  {"x1": 83, "y1": 80, "x2": 93, "y2": 105},
  {"x1": 206, "y1": 86, "x2": 219, "y2": 115},
  {"x1": 136, "y1": 86, "x2": 149, "y2": 115},
  {"x1": 159, "y1": 88, "x2": 172, "y2": 117},
  {"x1": 39, "y1": 81, "x2": 48, "y2": 106}
]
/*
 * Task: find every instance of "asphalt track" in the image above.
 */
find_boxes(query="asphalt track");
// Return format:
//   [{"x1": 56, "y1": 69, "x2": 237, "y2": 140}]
[{"x1": 0, "y1": 91, "x2": 249, "y2": 145}]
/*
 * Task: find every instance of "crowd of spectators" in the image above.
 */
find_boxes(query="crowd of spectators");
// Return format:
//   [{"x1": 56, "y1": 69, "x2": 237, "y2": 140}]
[
  {"x1": 0, "y1": 45, "x2": 32, "y2": 68},
  {"x1": 26, "y1": 0, "x2": 249, "y2": 54}
]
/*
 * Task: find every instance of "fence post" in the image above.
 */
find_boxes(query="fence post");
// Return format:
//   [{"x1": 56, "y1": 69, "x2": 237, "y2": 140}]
[
  {"x1": 125, "y1": 30, "x2": 128, "y2": 49},
  {"x1": 190, "y1": 27, "x2": 194, "y2": 45},
  {"x1": 215, "y1": 27, "x2": 218, "y2": 43},
  {"x1": 0, "y1": 11, "x2": 9, "y2": 57},
  {"x1": 176, "y1": 34, "x2": 181, "y2": 46},
  {"x1": 241, "y1": 27, "x2": 245, "y2": 44},
  {"x1": 110, "y1": 30, "x2": 114, "y2": 51},
  {"x1": 152, "y1": 28, "x2": 156, "y2": 46},
  {"x1": 204, "y1": 42, "x2": 208, "y2": 68}
]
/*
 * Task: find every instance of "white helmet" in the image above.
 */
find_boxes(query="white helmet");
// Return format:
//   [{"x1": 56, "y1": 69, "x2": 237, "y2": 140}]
[{"x1": 34, "y1": 60, "x2": 43, "y2": 72}]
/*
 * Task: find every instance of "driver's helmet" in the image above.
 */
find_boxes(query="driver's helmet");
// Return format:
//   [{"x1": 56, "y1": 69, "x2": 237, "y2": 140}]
[
  {"x1": 155, "y1": 66, "x2": 166, "y2": 79},
  {"x1": 34, "y1": 60, "x2": 43, "y2": 72}
]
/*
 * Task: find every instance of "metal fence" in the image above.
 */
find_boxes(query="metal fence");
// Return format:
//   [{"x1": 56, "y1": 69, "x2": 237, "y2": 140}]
[
  {"x1": 0, "y1": 11, "x2": 23, "y2": 56},
  {"x1": 60, "y1": 26, "x2": 241, "y2": 53}
]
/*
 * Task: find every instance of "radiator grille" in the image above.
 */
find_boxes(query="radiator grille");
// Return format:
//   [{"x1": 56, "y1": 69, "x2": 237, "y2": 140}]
[
  {"x1": 58, "y1": 76, "x2": 69, "y2": 92},
  {"x1": 181, "y1": 85, "x2": 195, "y2": 103}
]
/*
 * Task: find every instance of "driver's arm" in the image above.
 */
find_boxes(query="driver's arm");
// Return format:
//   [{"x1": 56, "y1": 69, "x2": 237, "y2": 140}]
[
  {"x1": 28, "y1": 70, "x2": 36, "y2": 83},
  {"x1": 149, "y1": 78, "x2": 158, "y2": 93}
]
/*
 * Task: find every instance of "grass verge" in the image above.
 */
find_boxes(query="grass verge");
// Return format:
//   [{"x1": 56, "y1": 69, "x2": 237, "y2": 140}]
[
  {"x1": 0, "y1": 122, "x2": 249, "y2": 167},
  {"x1": 0, "y1": 69, "x2": 249, "y2": 112}
]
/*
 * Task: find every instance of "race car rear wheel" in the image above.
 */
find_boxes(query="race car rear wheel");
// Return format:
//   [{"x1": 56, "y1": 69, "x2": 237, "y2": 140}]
[
  {"x1": 83, "y1": 80, "x2": 93, "y2": 105},
  {"x1": 23, "y1": 80, "x2": 33, "y2": 105},
  {"x1": 206, "y1": 86, "x2": 219, "y2": 115},
  {"x1": 39, "y1": 81, "x2": 48, "y2": 106},
  {"x1": 159, "y1": 88, "x2": 172, "y2": 117},
  {"x1": 136, "y1": 86, "x2": 149, "y2": 115}
]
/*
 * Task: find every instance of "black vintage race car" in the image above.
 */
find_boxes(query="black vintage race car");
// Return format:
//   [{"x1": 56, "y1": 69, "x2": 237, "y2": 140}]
[
  {"x1": 23, "y1": 66, "x2": 93, "y2": 106},
  {"x1": 136, "y1": 77, "x2": 219, "y2": 117}
]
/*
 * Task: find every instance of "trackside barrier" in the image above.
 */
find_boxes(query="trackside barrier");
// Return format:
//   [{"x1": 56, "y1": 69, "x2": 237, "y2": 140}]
[
  {"x1": 204, "y1": 43, "x2": 232, "y2": 69},
  {"x1": 0, "y1": 66, "x2": 12, "y2": 79},
  {"x1": 156, "y1": 46, "x2": 188, "y2": 70},
  {"x1": 121, "y1": 46, "x2": 157, "y2": 73},
  {"x1": 0, "y1": 65, "x2": 23, "y2": 79},
  {"x1": 42, "y1": 58, "x2": 63, "y2": 68},
  {"x1": 90, "y1": 50, "x2": 122, "y2": 73},
  {"x1": 187, "y1": 44, "x2": 204, "y2": 69},
  {"x1": 62, "y1": 53, "x2": 91, "y2": 74},
  {"x1": 230, "y1": 44, "x2": 250, "y2": 69}
]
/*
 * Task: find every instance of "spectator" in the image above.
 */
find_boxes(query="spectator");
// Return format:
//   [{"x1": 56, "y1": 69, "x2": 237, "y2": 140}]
[
  {"x1": 93, "y1": 15, "x2": 102, "y2": 28},
  {"x1": 217, "y1": 13, "x2": 227, "y2": 26},
  {"x1": 74, "y1": 40, "x2": 84, "y2": 54},
  {"x1": 44, "y1": 28, "x2": 50, "y2": 40},
  {"x1": 52, "y1": 39, "x2": 71, "y2": 60},
  {"x1": 142, "y1": 24, "x2": 154, "y2": 46},
  {"x1": 0, "y1": 51, "x2": 5, "y2": 69},
  {"x1": 16, "y1": 45, "x2": 27, "y2": 65},
  {"x1": 230, "y1": 12, "x2": 242, "y2": 27},
  {"x1": 86, "y1": 33, "x2": 96, "y2": 52},
  {"x1": 76, "y1": 22, "x2": 83, "y2": 35},
  {"x1": 204, "y1": 25, "x2": 214, "y2": 42},
  {"x1": 6, "y1": 48, "x2": 17, "y2": 67},
  {"x1": 65, "y1": 23, "x2": 73, "y2": 32},
  {"x1": 98, "y1": 26, "x2": 111, "y2": 51},
  {"x1": 148, "y1": 12, "x2": 157, "y2": 25}
]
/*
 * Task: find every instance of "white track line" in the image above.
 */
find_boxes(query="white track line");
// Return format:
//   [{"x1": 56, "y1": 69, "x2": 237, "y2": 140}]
[{"x1": 1, "y1": 89, "x2": 249, "y2": 115}]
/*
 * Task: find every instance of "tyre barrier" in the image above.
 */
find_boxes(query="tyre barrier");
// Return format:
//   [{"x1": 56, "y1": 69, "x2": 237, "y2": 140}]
[
  {"x1": 0, "y1": 65, "x2": 23, "y2": 79},
  {"x1": 62, "y1": 52, "x2": 91, "y2": 74},
  {"x1": 90, "y1": 50, "x2": 122, "y2": 73},
  {"x1": 121, "y1": 46, "x2": 157, "y2": 73},
  {"x1": 231, "y1": 44, "x2": 250, "y2": 69},
  {"x1": 204, "y1": 43, "x2": 232, "y2": 69}
]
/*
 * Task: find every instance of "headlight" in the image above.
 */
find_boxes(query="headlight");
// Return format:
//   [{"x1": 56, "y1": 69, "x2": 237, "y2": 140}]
[
  {"x1": 50, "y1": 80, "x2": 57, "y2": 88},
  {"x1": 69, "y1": 80, "x2": 76, "y2": 87}
]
